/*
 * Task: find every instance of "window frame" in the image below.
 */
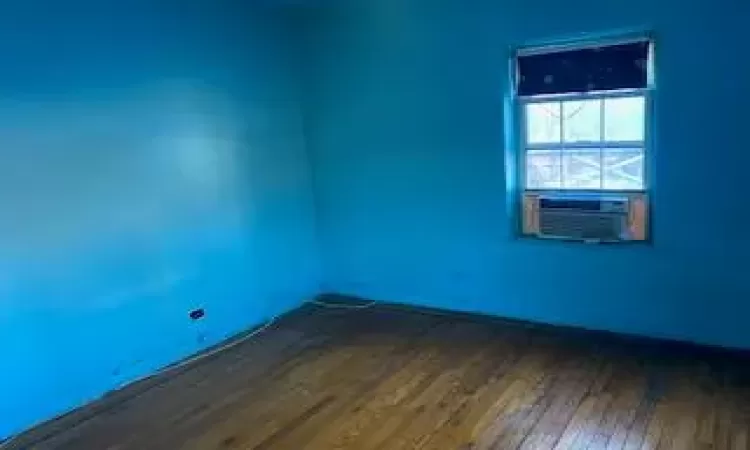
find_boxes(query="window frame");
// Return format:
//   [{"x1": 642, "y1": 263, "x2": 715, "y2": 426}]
[{"x1": 514, "y1": 38, "x2": 654, "y2": 194}]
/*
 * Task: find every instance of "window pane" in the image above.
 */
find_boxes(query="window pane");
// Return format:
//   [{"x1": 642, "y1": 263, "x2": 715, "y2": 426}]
[
  {"x1": 526, "y1": 102, "x2": 561, "y2": 144},
  {"x1": 526, "y1": 149, "x2": 561, "y2": 189},
  {"x1": 603, "y1": 148, "x2": 644, "y2": 190},
  {"x1": 604, "y1": 96, "x2": 645, "y2": 141},
  {"x1": 562, "y1": 149, "x2": 602, "y2": 189},
  {"x1": 563, "y1": 99, "x2": 601, "y2": 143}
]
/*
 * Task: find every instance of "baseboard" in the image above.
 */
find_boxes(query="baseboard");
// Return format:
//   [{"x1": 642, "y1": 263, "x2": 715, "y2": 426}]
[
  {"x1": 315, "y1": 293, "x2": 750, "y2": 362},
  {"x1": 7, "y1": 294, "x2": 747, "y2": 448},
  {"x1": 3, "y1": 305, "x2": 314, "y2": 449}
]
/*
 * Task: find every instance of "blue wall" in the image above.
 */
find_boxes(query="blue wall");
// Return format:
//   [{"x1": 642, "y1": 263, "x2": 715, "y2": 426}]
[
  {"x1": 306, "y1": 0, "x2": 750, "y2": 349},
  {"x1": 0, "y1": 2, "x2": 319, "y2": 439}
]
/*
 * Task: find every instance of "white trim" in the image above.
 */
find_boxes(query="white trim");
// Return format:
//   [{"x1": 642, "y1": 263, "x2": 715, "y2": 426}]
[
  {"x1": 527, "y1": 142, "x2": 644, "y2": 150},
  {"x1": 516, "y1": 35, "x2": 650, "y2": 57},
  {"x1": 525, "y1": 188, "x2": 646, "y2": 194},
  {"x1": 643, "y1": 82, "x2": 655, "y2": 191},
  {"x1": 520, "y1": 88, "x2": 650, "y2": 103},
  {"x1": 599, "y1": 98, "x2": 605, "y2": 188},
  {"x1": 558, "y1": 95, "x2": 564, "y2": 186}
]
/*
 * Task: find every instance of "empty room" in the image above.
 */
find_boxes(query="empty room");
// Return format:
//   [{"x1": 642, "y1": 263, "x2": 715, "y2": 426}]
[{"x1": 1, "y1": 0, "x2": 749, "y2": 449}]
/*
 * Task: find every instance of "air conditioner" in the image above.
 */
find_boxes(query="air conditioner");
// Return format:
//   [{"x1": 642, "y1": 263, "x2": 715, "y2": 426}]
[{"x1": 522, "y1": 192, "x2": 648, "y2": 242}]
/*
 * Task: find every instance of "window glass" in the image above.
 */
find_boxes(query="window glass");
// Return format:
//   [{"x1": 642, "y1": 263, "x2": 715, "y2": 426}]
[
  {"x1": 604, "y1": 97, "x2": 645, "y2": 141},
  {"x1": 563, "y1": 99, "x2": 601, "y2": 143},
  {"x1": 562, "y1": 149, "x2": 602, "y2": 189},
  {"x1": 526, "y1": 149, "x2": 562, "y2": 189},
  {"x1": 523, "y1": 95, "x2": 646, "y2": 190},
  {"x1": 526, "y1": 103, "x2": 561, "y2": 144},
  {"x1": 603, "y1": 148, "x2": 644, "y2": 190}
]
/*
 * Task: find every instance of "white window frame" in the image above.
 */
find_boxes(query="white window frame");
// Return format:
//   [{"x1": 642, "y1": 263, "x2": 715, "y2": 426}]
[{"x1": 515, "y1": 39, "x2": 654, "y2": 194}]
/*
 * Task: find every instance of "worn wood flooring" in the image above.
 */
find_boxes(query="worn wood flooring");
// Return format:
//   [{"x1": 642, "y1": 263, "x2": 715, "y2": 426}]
[{"x1": 6, "y1": 302, "x2": 750, "y2": 449}]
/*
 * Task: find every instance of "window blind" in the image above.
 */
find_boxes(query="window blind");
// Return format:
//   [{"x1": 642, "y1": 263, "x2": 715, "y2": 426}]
[{"x1": 517, "y1": 41, "x2": 650, "y2": 97}]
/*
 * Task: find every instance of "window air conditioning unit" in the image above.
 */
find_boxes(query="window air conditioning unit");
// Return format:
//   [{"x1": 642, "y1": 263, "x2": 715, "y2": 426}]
[{"x1": 522, "y1": 193, "x2": 648, "y2": 242}]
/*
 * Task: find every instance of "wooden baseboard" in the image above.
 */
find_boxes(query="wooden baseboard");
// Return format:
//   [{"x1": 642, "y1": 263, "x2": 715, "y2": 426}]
[
  {"x1": 8, "y1": 294, "x2": 747, "y2": 447},
  {"x1": 314, "y1": 293, "x2": 750, "y2": 362},
  {"x1": 5, "y1": 305, "x2": 313, "y2": 448}
]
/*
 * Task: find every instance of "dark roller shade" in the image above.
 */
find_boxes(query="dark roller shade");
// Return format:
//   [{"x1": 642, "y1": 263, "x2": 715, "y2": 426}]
[{"x1": 517, "y1": 41, "x2": 650, "y2": 97}]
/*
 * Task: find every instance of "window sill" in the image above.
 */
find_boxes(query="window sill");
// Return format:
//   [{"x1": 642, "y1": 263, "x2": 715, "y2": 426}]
[{"x1": 515, "y1": 233, "x2": 652, "y2": 247}]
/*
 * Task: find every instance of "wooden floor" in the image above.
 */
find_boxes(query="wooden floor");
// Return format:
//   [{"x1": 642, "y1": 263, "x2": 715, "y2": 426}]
[{"x1": 7, "y1": 303, "x2": 750, "y2": 450}]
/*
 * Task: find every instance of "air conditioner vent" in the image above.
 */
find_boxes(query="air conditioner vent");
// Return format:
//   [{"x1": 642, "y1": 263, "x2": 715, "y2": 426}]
[
  {"x1": 539, "y1": 210, "x2": 623, "y2": 240},
  {"x1": 522, "y1": 193, "x2": 647, "y2": 242}
]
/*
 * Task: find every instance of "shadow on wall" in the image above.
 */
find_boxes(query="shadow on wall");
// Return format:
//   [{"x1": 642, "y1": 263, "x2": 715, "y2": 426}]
[
  {"x1": 305, "y1": 0, "x2": 750, "y2": 350},
  {"x1": 0, "y1": 84, "x2": 250, "y2": 259},
  {"x1": 0, "y1": 2, "x2": 319, "y2": 440}
]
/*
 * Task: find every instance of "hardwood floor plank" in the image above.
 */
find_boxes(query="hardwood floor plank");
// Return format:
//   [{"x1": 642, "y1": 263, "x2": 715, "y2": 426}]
[
  {"x1": 6, "y1": 304, "x2": 750, "y2": 450},
  {"x1": 417, "y1": 332, "x2": 529, "y2": 449},
  {"x1": 495, "y1": 342, "x2": 606, "y2": 450},
  {"x1": 183, "y1": 313, "x2": 444, "y2": 449},
  {"x1": 517, "y1": 352, "x2": 610, "y2": 449},
  {"x1": 593, "y1": 377, "x2": 647, "y2": 449},
  {"x1": 33, "y1": 328, "x2": 327, "y2": 450},
  {"x1": 468, "y1": 345, "x2": 574, "y2": 449},
  {"x1": 639, "y1": 401, "x2": 668, "y2": 449},
  {"x1": 373, "y1": 337, "x2": 504, "y2": 449},
  {"x1": 299, "y1": 322, "x2": 503, "y2": 450},
  {"x1": 732, "y1": 427, "x2": 748, "y2": 450},
  {"x1": 294, "y1": 322, "x2": 498, "y2": 450}
]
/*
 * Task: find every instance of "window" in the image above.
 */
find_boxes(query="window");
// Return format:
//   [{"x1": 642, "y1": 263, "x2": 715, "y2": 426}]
[{"x1": 517, "y1": 39, "x2": 653, "y2": 192}]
